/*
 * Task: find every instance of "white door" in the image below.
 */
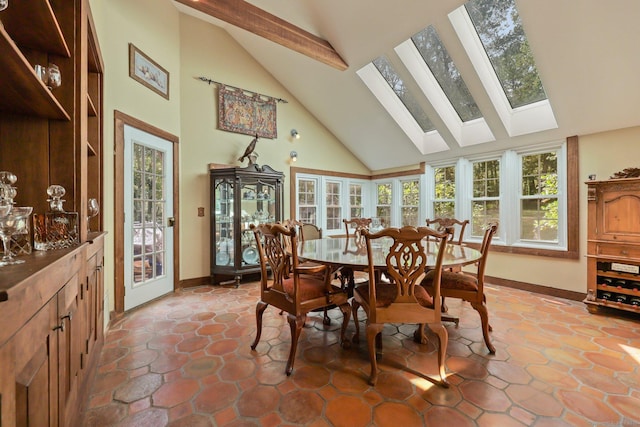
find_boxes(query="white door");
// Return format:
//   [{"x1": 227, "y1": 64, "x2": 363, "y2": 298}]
[{"x1": 123, "y1": 125, "x2": 174, "y2": 310}]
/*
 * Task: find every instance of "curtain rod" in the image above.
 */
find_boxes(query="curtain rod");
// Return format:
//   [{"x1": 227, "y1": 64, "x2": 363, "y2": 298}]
[{"x1": 196, "y1": 76, "x2": 288, "y2": 104}]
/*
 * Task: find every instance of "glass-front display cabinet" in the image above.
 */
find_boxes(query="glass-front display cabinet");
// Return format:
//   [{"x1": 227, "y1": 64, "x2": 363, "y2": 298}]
[{"x1": 209, "y1": 163, "x2": 284, "y2": 285}]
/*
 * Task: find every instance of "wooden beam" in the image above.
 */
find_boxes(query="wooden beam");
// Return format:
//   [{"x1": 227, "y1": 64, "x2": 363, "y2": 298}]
[{"x1": 175, "y1": 0, "x2": 348, "y2": 71}]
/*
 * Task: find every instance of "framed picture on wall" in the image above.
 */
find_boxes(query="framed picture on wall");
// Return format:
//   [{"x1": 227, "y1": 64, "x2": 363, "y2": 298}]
[{"x1": 128, "y1": 43, "x2": 170, "y2": 99}]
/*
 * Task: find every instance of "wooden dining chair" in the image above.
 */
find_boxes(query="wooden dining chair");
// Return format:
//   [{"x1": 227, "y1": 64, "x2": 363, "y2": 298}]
[
  {"x1": 343, "y1": 217, "x2": 372, "y2": 238},
  {"x1": 420, "y1": 222, "x2": 499, "y2": 354},
  {"x1": 250, "y1": 223, "x2": 351, "y2": 375},
  {"x1": 300, "y1": 222, "x2": 322, "y2": 240},
  {"x1": 351, "y1": 226, "x2": 450, "y2": 386},
  {"x1": 337, "y1": 218, "x2": 373, "y2": 289}
]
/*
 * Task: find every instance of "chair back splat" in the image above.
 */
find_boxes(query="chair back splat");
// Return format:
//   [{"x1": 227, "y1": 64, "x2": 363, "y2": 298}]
[
  {"x1": 426, "y1": 218, "x2": 469, "y2": 245},
  {"x1": 351, "y1": 225, "x2": 450, "y2": 386},
  {"x1": 250, "y1": 223, "x2": 350, "y2": 375}
]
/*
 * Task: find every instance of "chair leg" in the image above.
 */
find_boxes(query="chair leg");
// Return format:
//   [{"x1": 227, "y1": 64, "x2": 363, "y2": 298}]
[
  {"x1": 337, "y1": 302, "x2": 351, "y2": 349},
  {"x1": 351, "y1": 300, "x2": 361, "y2": 344},
  {"x1": 471, "y1": 301, "x2": 496, "y2": 354},
  {"x1": 285, "y1": 314, "x2": 306, "y2": 375},
  {"x1": 251, "y1": 301, "x2": 268, "y2": 350},
  {"x1": 322, "y1": 308, "x2": 331, "y2": 325},
  {"x1": 426, "y1": 322, "x2": 449, "y2": 388},
  {"x1": 366, "y1": 323, "x2": 384, "y2": 386}
]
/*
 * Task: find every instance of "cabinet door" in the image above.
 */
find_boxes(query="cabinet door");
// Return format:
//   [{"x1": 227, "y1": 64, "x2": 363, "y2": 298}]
[
  {"x1": 596, "y1": 184, "x2": 640, "y2": 243},
  {"x1": 13, "y1": 297, "x2": 59, "y2": 427},
  {"x1": 85, "y1": 245, "x2": 104, "y2": 359},
  {"x1": 57, "y1": 275, "x2": 82, "y2": 427}
]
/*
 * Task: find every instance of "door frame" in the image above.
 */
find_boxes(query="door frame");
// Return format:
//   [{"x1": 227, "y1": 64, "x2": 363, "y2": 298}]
[{"x1": 114, "y1": 111, "x2": 180, "y2": 314}]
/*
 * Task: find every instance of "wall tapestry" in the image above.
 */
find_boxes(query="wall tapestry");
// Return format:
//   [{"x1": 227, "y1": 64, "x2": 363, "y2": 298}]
[{"x1": 218, "y1": 85, "x2": 277, "y2": 139}]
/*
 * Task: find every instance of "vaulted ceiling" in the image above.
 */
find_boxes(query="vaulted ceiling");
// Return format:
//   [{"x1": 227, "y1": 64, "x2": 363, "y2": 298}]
[{"x1": 173, "y1": 0, "x2": 640, "y2": 171}]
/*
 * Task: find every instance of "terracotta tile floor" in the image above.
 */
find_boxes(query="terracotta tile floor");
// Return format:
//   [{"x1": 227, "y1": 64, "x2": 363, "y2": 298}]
[{"x1": 81, "y1": 282, "x2": 640, "y2": 426}]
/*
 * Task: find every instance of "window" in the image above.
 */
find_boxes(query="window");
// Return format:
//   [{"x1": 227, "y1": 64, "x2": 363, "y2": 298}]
[
  {"x1": 349, "y1": 183, "x2": 364, "y2": 218},
  {"x1": 297, "y1": 178, "x2": 318, "y2": 224},
  {"x1": 376, "y1": 183, "x2": 392, "y2": 228},
  {"x1": 325, "y1": 181, "x2": 342, "y2": 231},
  {"x1": 372, "y1": 56, "x2": 435, "y2": 132},
  {"x1": 449, "y1": 0, "x2": 557, "y2": 136},
  {"x1": 471, "y1": 159, "x2": 500, "y2": 237},
  {"x1": 411, "y1": 26, "x2": 480, "y2": 122},
  {"x1": 520, "y1": 152, "x2": 558, "y2": 242},
  {"x1": 465, "y1": 0, "x2": 546, "y2": 109},
  {"x1": 433, "y1": 166, "x2": 456, "y2": 217},
  {"x1": 401, "y1": 179, "x2": 420, "y2": 226}
]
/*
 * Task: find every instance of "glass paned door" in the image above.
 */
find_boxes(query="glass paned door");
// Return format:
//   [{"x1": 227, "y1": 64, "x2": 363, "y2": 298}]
[{"x1": 124, "y1": 125, "x2": 174, "y2": 310}]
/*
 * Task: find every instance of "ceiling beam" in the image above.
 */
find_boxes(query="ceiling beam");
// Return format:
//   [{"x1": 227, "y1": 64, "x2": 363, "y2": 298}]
[{"x1": 175, "y1": 0, "x2": 348, "y2": 71}]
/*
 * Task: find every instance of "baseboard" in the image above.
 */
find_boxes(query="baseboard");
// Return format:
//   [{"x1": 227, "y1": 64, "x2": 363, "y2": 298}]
[
  {"x1": 486, "y1": 275, "x2": 585, "y2": 301},
  {"x1": 180, "y1": 276, "x2": 212, "y2": 288}
]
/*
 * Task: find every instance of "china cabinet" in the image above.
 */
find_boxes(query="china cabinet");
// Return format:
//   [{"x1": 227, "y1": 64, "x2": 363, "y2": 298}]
[
  {"x1": 585, "y1": 177, "x2": 640, "y2": 314},
  {"x1": 210, "y1": 163, "x2": 284, "y2": 285},
  {"x1": 0, "y1": 0, "x2": 105, "y2": 425}
]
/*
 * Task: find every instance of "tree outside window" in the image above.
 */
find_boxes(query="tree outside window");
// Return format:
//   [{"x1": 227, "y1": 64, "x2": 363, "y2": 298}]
[
  {"x1": 298, "y1": 178, "x2": 317, "y2": 224},
  {"x1": 325, "y1": 181, "x2": 342, "y2": 231},
  {"x1": 520, "y1": 152, "x2": 558, "y2": 241},
  {"x1": 401, "y1": 180, "x2": 420, "y2": 226},
  {"x1": 349, "y1": 183, "x2": 363, "y2": 219},
  {"x1": 434, "y1": 166, "x2": 455, "y2": 218},
  {"x1": 471, "y1": 159, "x2": 500, "y2": 236},
  {"x1": 376, "y1": 183, "x2": 392, "y2": 227}
]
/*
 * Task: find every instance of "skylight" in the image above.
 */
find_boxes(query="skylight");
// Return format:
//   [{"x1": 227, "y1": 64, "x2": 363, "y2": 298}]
[
  {"x1": 464, "y1": 0, "x2": 546, "y2": 109},
  {"x1": 411, "y1": 26, "x2": 480, "y2": 122},
  {"x1": 449, "y1": 0, "x2": 557, "y2": 136},
  {"x1": 372, "y1": 56, "x2": 435, "y2": 133}
]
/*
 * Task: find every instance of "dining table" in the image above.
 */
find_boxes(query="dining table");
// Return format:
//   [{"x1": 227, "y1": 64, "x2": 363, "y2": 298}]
[
  {"x1": 298, "y1": 236, "x2": 482, "y2": 278},
  {"x1": 298, "y1": 235, "x2": 483, "y2": 340}
]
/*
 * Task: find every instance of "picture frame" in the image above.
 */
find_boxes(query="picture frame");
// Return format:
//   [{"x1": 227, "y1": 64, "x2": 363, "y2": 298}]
[{"x1": 128, "y1": 43, "x2": 169, "y2": 99}]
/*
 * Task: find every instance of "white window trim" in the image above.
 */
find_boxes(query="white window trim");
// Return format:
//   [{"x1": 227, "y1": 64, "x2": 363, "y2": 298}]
[
  {"x1": 357, "y1": 63, "x2": 449, "y2": 155},
  {"x1": 448, "y1": 6, "x2": 558, "y2": 137},
  {"x1": 395, "y1": 39, "x2": 495, "y2": 147}
]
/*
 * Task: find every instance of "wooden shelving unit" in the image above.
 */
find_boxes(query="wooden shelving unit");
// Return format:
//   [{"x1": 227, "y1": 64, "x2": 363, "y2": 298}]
[
  {"x1": 0, "y1": 1, "x2": 106, "y2": 425},
  {"x1": 585, "y1": 177, "x2": 640, "y2": 314}
]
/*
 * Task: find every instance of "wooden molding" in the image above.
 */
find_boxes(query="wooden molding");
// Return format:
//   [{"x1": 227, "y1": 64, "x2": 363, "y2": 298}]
[{"x1": 175, "y1": 0, "x2": 348, "y2": 71}]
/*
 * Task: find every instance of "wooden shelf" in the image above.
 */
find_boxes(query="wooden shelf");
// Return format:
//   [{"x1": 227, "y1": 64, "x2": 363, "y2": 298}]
[
  {"x1": 87, "y1": 140, "x2": 97, "y2": 157},
  {"x1": 87, "y1": 93, "x2": 97, "y2": 117},
  {"x1": 0, "y1": 25, "x2": 70, "y2": 120},
  {"x1": 0, "y1": 0, "x2": 70, "y2": 57}
]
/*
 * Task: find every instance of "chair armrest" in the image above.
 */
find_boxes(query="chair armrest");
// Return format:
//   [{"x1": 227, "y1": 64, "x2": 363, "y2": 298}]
[{"x1": 294, "y1": 264, "x2": 327, "y2": 275}]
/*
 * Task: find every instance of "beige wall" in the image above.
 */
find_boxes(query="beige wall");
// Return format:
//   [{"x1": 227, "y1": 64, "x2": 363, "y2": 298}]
[
  {"x1": 90, "y1": 0, "x2": 368, "y2": 312},
  {"x1": 178, "y1": 14, "x2": 370, "y2": 280},
  {"x1": 485, "y1": 126, "x2": 640, "y2": 293},
  {"x1": 90, "y1": 0, "x2": 640, "y2": 310}
]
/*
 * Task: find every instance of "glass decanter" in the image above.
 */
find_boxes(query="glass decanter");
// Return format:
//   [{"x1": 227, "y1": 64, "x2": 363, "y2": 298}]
[
  {"x1": 33, "y1": 185, "x2": 79, "y2": 250},
  {"x1": 0, "y1": 206, "x2": 33, "y2": 266},
  {"x1": 0, "y1": 171, "x2": 31, "y2": 256}
]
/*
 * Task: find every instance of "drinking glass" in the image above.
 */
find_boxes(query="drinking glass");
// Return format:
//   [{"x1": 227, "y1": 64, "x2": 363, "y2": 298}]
[
  {"x1": 35, "y1": 65, "x2": 48, "y2": 85},
  {"x1": 0, "y1": 206, "x2": 33, "y2": 266},
  {"x1": 87, "y1": 198, "x2": 99, "y2": 231},
  {"x1": 46, "y1": 64, "x2": 61, "y2": 90}
]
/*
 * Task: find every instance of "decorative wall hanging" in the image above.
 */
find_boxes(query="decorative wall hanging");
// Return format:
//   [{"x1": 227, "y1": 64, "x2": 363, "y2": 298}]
[
  {"x1": 129, "y1": 43, "x2": 170, "y2": 99},
  {"x1": 197, "y1": 77, "x2": 287, "y2": 139}
]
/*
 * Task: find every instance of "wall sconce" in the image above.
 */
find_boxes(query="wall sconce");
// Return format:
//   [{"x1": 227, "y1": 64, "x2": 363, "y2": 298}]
[
  {"x1": 291, "y1": 129, "x2": 301, "y2": 140},
  {"x1": 290, "y1": 151, "x2": 298, "y2": 162}
]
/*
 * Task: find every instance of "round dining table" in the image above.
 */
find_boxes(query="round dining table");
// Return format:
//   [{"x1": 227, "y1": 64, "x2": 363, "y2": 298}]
[{"x1": 298, "y1": 236, "x2": 482, "y2": 271}]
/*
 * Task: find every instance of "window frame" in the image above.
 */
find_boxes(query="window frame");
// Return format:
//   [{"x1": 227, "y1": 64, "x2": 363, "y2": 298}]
[
  {"x1": 290, "y1": 137, "x2": 577, "y2": 259},
  {"x1": 448, "y1": 5, "x2": 558, "y2": 137}
]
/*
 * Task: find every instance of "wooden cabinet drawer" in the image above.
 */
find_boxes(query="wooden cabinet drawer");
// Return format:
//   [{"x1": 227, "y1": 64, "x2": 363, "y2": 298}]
[{"x1": 596, "y1": 243, "x2": 640, "y2": 260}]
